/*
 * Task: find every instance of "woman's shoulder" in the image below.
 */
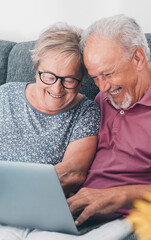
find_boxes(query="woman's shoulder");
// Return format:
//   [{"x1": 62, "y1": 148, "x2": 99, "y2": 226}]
[
  {"x1": 0, "y1": 82, "x2": 27, "y2": 91},
  {"x1": 0, "y1": 82, "x2": 28, "y2": 103},
  {"x1": 78, "y1": 94, "x2": 100, "y2": 111},
  {"x1": 72, "y1": 94, "x2": 101, "y2": 123}
]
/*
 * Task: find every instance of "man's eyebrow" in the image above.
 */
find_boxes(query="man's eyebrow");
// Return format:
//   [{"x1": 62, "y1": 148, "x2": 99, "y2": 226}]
[
  {"x1": 89, "y1": 75, "x2": 97, "y2": 79},
  {"x1": 90, "y1": 65, "x2": 118, "y2": 79},
  {"x1": 89, "y1": 71, "x2": 103, "y2": 79}
]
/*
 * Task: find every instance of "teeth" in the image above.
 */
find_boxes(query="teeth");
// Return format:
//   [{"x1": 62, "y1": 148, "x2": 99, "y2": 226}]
[
  {"x1": 48, "y1": 92, "x2": 63, "y2": 98},
  {"x1": 110, "y1": 88, "x2": 122, "y2": 95}
]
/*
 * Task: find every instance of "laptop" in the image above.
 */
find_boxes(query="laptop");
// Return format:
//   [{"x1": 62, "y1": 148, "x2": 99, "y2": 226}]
[{"x1": 0, "y1": 161, "x2": 103, "y2": 235}]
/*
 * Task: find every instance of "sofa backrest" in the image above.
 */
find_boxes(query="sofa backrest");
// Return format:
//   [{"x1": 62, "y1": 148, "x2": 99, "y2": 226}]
[
  {"x1": 6, "y1": 41, "x2": 36, "y2": 84},
  {"x1": 0, "y1": 40, "x2": 16, "y2": 85},
  {"x1": 1, "y1": 33, "x2": 151, "y2": 100}
]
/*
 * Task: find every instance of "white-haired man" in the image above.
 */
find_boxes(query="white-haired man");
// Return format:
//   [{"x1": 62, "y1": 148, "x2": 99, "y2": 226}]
[{"x1": 68, "y1": 14, "x2": 151, "y2": 240}]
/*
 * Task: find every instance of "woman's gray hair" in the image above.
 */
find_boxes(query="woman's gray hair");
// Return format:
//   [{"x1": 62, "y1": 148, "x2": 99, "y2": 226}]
[
  {"x1": 32, "y1": 23, "x2": 83, "y2": 71},
  {"x1": 81, "y1": 14, "x2": 150, "y2": 62}
]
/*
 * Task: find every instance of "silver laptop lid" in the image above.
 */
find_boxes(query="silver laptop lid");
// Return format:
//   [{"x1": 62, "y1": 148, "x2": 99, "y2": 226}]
[{"x1": 0, "y1": 161, "x2": 79, "y2": 235}]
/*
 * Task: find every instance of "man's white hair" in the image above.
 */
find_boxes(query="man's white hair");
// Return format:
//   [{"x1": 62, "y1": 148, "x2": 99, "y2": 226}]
[{"x1": 81, "y1": 14, "x2": 150, "y2": 62}]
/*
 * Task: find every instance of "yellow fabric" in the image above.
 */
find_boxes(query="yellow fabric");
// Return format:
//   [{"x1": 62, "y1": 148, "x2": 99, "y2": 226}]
[{"x1": 127, "y1": 193, "x2": 151, "y2": 240}]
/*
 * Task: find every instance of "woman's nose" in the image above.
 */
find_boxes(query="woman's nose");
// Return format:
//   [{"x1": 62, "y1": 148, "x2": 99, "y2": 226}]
[{"x1": 51, "y1": 78, "x2": 64, "y2": 92}]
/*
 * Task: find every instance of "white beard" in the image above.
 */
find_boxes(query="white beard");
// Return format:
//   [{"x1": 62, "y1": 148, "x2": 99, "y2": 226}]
[{"x1": 108, "y1": 92, "x2": 132, "y2": 109}]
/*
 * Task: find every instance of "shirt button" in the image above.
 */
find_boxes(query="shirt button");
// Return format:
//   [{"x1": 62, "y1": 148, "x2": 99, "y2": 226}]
[{"x1": 120, "y1": 110, "x2": 125, "y2": 115}]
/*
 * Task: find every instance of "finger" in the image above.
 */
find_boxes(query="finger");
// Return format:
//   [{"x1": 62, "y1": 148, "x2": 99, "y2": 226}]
[
  {"x1": 75, "y1": 204, "x2": 97, "y2": 226},
  {"x1": 67, "y1": 193, "x2": 76, "y2": 205},
  {"x1": 67, "y1": 191, "x2": 86, "y2": 209},
  {"x1": 68, "y1": 192, "x2": 74, "y2": 197},
  {"x1": 68, "y1": 197, "x2": 88, "y2": 215}
]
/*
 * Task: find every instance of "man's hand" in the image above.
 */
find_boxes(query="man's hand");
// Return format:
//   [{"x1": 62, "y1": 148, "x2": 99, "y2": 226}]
[
  {"x1": 67, "y1": 187, "x2": 129, "y2": 226},
  {"x1": 68, "y1": 185, "x2": 151, "y2": 226}
]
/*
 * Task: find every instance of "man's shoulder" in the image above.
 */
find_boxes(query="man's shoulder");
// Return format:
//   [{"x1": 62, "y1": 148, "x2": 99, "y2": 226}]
[{"x1": 94, "y1": 92, "x2": 106, "y2": 105}]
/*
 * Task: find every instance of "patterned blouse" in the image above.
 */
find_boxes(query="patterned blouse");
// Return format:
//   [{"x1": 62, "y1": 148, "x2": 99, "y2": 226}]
[{"x1": 0, "y1": 82, "x2": 100, "y2": 165}]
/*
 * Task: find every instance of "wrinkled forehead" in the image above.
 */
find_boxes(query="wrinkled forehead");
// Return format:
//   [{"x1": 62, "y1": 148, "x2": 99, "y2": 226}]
[
  {"x1": 83, "y1": 35, "x2": 124, "y2": 74},
  {"x1": 84, "y1": 34, "x2": 123, "y2": 57}
]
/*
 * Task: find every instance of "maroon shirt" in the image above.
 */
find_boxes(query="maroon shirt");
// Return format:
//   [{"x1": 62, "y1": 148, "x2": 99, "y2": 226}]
[{"x1": 84, "y1": 87, "x2": 151, "y2": 189}]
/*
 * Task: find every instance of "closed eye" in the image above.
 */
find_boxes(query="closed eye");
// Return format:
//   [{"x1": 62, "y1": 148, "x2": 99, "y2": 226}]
[
  {"x1": 103, "y1": 72, "x2": 114, "y2": 78},
  {"x1": 63, "y1": 78, "x2": 75, "y2": 83},
  {"x1": 89, "y1": 71, "x2": 114, "y2": 81}
]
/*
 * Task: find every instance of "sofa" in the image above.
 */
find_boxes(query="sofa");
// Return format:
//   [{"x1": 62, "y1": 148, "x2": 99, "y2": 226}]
[{"x1": 0, "y1": 39, "x2": 99, "y2": 99}]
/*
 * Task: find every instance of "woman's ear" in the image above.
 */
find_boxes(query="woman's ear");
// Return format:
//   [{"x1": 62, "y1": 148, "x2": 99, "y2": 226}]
[
  {"x1": 35, "y1": 71, "x2": 38, "y2": 80},
  {"x1": 133, "y1": 48, "x2": 146, "y2": 71}
]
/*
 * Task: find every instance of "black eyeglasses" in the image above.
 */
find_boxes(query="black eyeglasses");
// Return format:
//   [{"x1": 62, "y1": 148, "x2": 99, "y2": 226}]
[{"x1": 38, "y1": 71, "x2": 82, "y2": 89}]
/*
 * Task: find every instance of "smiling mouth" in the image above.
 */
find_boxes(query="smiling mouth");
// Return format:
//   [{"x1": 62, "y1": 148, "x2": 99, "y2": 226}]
[
  {"x1": 109, "y1": 87, "x2": 122, "y2": 96},
  {"x1": 47, "y1": 92, "x2": 65, "y2": 98}
]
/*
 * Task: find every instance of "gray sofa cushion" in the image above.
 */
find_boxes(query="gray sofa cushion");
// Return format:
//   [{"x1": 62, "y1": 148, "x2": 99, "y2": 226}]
[
  {"x1": 6, "y1": 41, "x2": 36, "y2": 84},
  {"x1": 0, "y1": 40, "x2": 16, "y2": 85},
  {"x1": 80, "y1": 76, "x2": 99, "y2": 100}
]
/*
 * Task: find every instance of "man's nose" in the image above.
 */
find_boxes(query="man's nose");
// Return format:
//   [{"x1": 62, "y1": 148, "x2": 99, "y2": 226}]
[{"x1": 97, "y1": 80, "x2": 111, "y2": 93}]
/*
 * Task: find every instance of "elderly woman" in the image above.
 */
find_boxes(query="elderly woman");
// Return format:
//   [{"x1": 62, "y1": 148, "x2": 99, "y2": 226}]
[
  {"x1": 0, "y1": 23, "x2": 100, "y2": 198},
  {"x1": 0, "y1": 23, "x2": 100, "y2": 238}
]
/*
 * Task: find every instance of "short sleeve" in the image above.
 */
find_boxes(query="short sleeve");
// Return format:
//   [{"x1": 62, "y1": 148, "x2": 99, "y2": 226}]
[{"x1": 69, "y1": 99, "x2": 101, "y2": 143}]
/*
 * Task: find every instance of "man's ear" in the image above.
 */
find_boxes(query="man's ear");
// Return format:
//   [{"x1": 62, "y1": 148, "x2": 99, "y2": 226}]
[{"x1": 133, "y1": 48, "x2": 146, "y2": 71}]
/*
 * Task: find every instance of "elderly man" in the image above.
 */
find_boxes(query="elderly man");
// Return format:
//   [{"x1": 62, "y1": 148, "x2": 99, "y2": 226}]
[{"x1": 67, "y1": 14, "x2": 151, "y2": 239}]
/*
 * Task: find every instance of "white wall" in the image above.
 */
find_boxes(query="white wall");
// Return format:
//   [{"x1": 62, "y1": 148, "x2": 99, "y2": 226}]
[{"x1": 1, "y1": 0, "x2": 151, "y2": 42}]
